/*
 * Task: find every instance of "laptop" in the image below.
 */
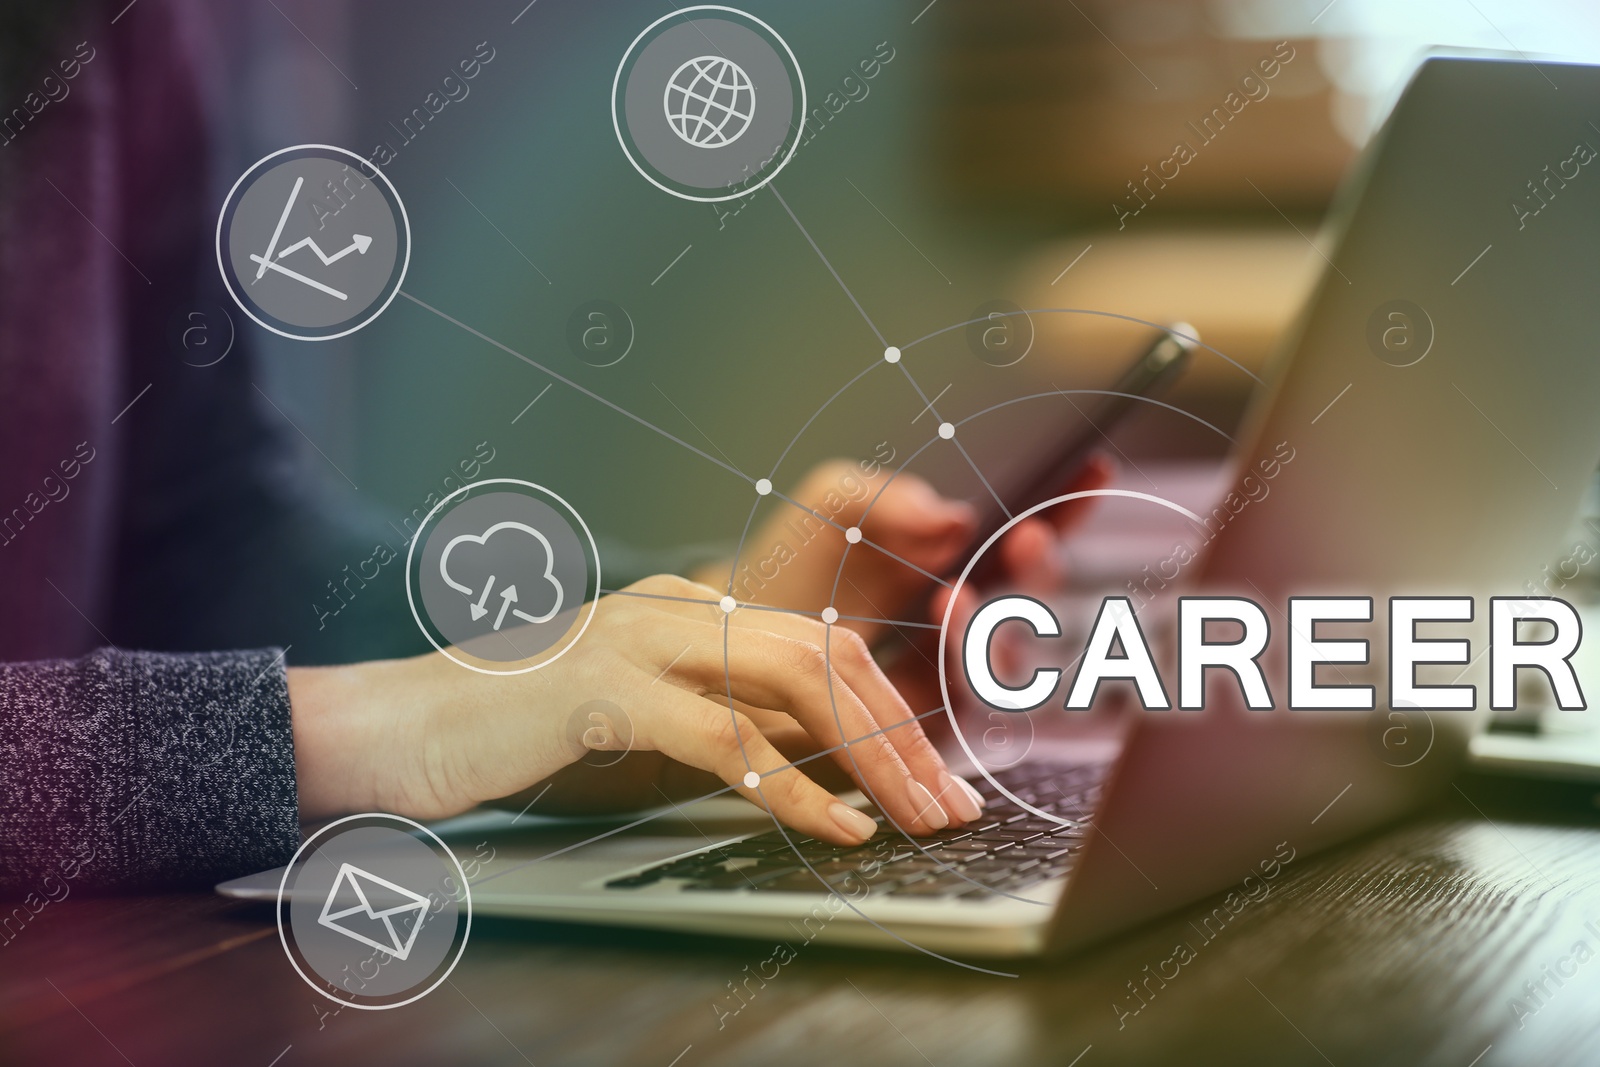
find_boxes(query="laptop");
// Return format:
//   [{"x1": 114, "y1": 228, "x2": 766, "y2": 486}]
[{"x1": 221, "y1": 54, "x2": 1600, "y2": 958}]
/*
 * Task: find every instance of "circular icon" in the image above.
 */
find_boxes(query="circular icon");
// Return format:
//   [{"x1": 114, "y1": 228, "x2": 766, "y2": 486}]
[
  {"x1": 965, "y1": 300, "x2": 1035, "y2": 367},
  {"x1": 407, "y1": 479, "x2": 600, "y2": 674},
  {"x1": 1365, "y1": 299, "x2": 1433, "y2": 367},
  {"x1": 217, "y1": 145, "x2": 409, "y2": 341},
  {"x1": 612, "y1": 6, "x2": 806, "y2": 202},
  {"x1": 936, "y1": 489, "x2": 1205, "y2": 827},
  {"x1": 1365, "y1": 701, "x2": 1435, "y2": 768},
  {"x1": 277, "y1": 813, "x2": 470, "y2": 1010},
  {"x1": 566, "y1": 698, "x2": 636, "y2": 768},
  {"x1": 665, "y1": 56, "x2": 756, "y2": 148},
  {"x1": 171, "y1": 304, "x2": 236, "y2": 368},
  {"x1": 565, "y1": 300, "x2": 635, "y2": 367}
]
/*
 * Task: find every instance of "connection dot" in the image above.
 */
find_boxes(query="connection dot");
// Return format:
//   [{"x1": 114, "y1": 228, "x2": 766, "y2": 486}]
[
  {"x1": 844, "y1": 526, "x2": 862, "y2": 544},
  {"x1": 884, "y1": 346, "x2": 901, "y2": 364},
  {"x1": 938, "y1": 421, "x2": 955, "y2": 440},
  {"x1": 822, "y1": 606, "x2": 839, "y2": 625},
  {"x1": 720, "y1": 595, "x2": 737, "y2": 614},
  {"x1": 755, "y1": 478, "x2": 772, "y2": 496},
  {"x1": 742, "y1": 771, "x2": 761, "y2": 789}
]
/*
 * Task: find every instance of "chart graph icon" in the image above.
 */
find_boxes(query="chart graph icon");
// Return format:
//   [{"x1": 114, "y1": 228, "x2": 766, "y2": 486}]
[
  {"x1": 247, "y1": 176, "x2": 375, "y2": 301},
  {"x1": 217, "y1": 144, "x2": 408, "y2": 341}
]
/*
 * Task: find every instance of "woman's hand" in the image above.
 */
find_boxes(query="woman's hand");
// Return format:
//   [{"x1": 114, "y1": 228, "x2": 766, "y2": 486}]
[
  {"x1": 691, "y1": 456, "x2": 1115, "y2": 718},
  {"x1": 287, "y1": 574, "x2": 985, "y2": 845},
  {"x1": 694, "y1": 456, "x2": 1115, "y2": 643}
]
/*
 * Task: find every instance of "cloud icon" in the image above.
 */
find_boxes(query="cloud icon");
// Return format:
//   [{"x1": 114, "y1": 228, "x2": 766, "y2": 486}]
[{"x1": 438, "y1": 521, "x2": 565, "y2": 630}]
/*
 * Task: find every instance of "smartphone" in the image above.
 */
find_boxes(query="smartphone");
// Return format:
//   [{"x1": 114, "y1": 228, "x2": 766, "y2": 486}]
[{"x1": 954, "y1": 323, "x2": 1196, "y2": 586}]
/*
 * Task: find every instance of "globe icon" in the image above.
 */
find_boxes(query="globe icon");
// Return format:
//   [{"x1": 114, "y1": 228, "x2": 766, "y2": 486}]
[{"x1": 663, "y1": 55, "x2": 756, "y2": 149}]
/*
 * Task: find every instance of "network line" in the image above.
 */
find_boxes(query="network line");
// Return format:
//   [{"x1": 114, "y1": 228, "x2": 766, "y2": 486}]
[
  {"x1": 894, "y1": 357, "x2": 1012, "y2": 520},
  {"x1": 403, "y1": 245, "x2": 1052, "y2": 960},
  {"x1": 397, "y1": 290, "x2": 955, "y2": 601},
  {"x1": 767, "y1": 183, "x2": 1020, "y2": 531},
  {"x1": 901, "y1": 309, "x2": 1263, "y2": 384},
  {"x1": 406, "y1": 177, "x2": 1260, "y2": 970},
  {"x1": 722, "y1": 190, "x2": 1091, "y2": 914},
  {"x1": 598, "y1": 586, "x2": 941, "y2": 630}
]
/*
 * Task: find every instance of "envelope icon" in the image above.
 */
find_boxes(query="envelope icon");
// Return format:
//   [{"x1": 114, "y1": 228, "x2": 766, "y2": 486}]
[{"x1": 316, "y1": 863, "x2": 431, "y2": 961}]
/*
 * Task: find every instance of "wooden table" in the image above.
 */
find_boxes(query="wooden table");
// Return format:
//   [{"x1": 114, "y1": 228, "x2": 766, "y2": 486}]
[{"x1": 5, "y1": 777, "x2": 1599, "y2": 1067}]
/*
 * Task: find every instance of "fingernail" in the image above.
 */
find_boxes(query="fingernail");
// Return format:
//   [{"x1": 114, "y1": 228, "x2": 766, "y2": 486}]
[
  {"x1": 907, "y1": 779, "x2": 950, "y2": 829},
  {"x1": 957, "y1": 777, "x2": 987, "y2": 815},
  {"x1": 941, "y1": 771, "x2": 983, "y2": 823},
  {"x1": 828, "y1": 802, "x2": 878, "y2": 842}
]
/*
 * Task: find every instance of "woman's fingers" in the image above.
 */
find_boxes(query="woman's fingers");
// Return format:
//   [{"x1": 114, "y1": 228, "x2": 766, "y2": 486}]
[
  {"x1": 984, "y1": 455, "x2": 1114, "y2": 589},
  {"x1": 1042, "y1": 452, "x2": 1117, "y2": 532},
  {"x1": 996, "y1": 517, "x2": 1062, "y2": 594},
  {"x1": 631, "y1": 587, "x2": 976, "y2": 830},
  {"x1": 628, "y1": 685, "x2": 880, "y2": 846},
  {"x1": 857, "y1": 473, "x2": 975, "y2": 558},
  {"x1": 612, "y1": 577, "x2": 983, "y2": 833},
  {"x1": 726, "y1": 611, "x2": 982, "y2": 825},
  {"x1": 661, "y1": 625, "x2": 954, "y2": 834},
  {"x1": 624, "y1": 579, "x2": 960, "y2": 825}
]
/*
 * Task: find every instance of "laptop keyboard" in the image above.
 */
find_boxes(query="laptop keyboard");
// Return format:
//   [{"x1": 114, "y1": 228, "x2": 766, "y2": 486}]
[{"x1": 604, "y1": 760, "x2": 1109, "y2": 900}]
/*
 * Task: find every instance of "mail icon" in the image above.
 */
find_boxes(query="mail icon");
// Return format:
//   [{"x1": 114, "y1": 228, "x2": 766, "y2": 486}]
[{"x1": 316, "y1": 863, "x2": 432, "y2": 961}]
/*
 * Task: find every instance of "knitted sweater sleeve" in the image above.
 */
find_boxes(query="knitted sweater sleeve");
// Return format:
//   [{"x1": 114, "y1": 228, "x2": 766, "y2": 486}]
[{"x1": 0, "y1": 647, "x2": 299, "y2": 894}]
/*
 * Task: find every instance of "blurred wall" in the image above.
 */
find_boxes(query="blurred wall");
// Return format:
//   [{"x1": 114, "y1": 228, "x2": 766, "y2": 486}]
[
  {"x1": 344, "y1": 0, "x2": 1053, "y2": 555},
  {"x1": 228, "y1": 0, "x2": 1600, "y2": 560}
]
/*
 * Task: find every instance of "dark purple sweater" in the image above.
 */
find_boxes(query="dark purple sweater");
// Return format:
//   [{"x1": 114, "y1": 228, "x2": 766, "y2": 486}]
[{"x1": 0, "y1": 1, "x2": 410, "y2": 895}]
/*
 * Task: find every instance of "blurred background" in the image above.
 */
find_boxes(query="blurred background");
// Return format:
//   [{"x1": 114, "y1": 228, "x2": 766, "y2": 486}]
[{"x1": 236, "y1": 0, "x2": 1600, "y2": 560}]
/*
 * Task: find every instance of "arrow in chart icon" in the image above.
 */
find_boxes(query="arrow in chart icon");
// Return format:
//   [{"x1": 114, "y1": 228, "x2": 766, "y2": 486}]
[
  {"x1": 275, "y1": 233, "x2": 373, "y2": 265},
  {"x1": 469, "y1": 575, "x2": 497, "y2": 621},
  {"x1": 493, "y1": 586, "x2": 519, "y2": 631}
]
